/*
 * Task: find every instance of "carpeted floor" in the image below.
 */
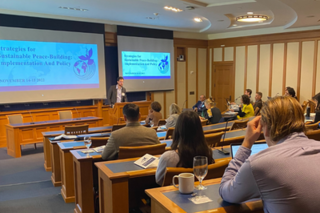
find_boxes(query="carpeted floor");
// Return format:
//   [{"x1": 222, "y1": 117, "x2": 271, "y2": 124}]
[{"x1": 0, "y1": 144, "x2": 74, "y2": 213}]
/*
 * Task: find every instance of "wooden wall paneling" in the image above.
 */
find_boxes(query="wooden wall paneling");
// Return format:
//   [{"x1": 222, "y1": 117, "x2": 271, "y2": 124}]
[
  {"x1": 196, "y1": 48, "x2": 199, "y2": 100},
  {"x1": 163, "y1": 92, "x2": 167, "y2": 118},
  {"x1": 269, "y1": 44, "x2": 273, "y2": 97},
  {"x1": 312, "y1": 40, "x2": 318, "y2": 96},
  {"x1": 222, "y1": 47, "x2": 225, "y2": 62},
  {"x1": 102, "y1": 107, "x2": 110, "y2": 125},
  {"x1": 214, "y1": 48, "x2": 223, "y2": 62},
  {"x1": 235, "y1": 46, "x2": 246, "y2": 101},
  {"x1": 224, "y1": 47, "x2": 234, "y2": 62},
  {"x1": 246, "y1": 45, "x2": 258, "y2": 95},
  {"x1": 153, "y1": 92, "x2": 165, "y2": 116},
  {"x1": 187, "y1": 48, "x2": 197, "y2": 108},
  {"x1": 282, "y1": 43, "x2": 288, "y2": 95},
  {"x1": 174, "y1": 46, "x2": 178, "y2": 104},
  {"x1": 105, "y1": 32, "x2": 117, "y2": 46},
  {"x1": 233, "y1": 46, "x2": 236, "y2": 99},
  {"x1": 316, "y1": 41, "x2": 320, "y2": 93},
  {"x1": 300, "y1": 41, "x2": 315, "y2": 103},
  {"x1": 244, "y1": 46, "x2": 248, "y2": 91},
  {"x1": 177, "y1": 62, "x2": 187, "y2": 108},
  {"x1": 297, "y1": 42, "x2": 303, "y2": 101},
  {"x1": 185, "y1": 48, "x2": 189, "y2": 108},
  {"x1": 272, "y1": 43, "x2": 285, "y2": 97},
  {"x1": 174, "y1": 38, "x2": 208, "y2": 48},
  {"x1": 210, "y1": 48, "x2": 213, "y2": 97},
  {"x1": 206, "y1": 48, "x2": 210, "y2": 97},
  {"x1": 165, "y1": 90, "x2": 175, "y2": 119},
  {"x1": 256, "y1": 45, "x2": 260, "y2": 93},
  {"x1": 198, "y1": 48, "x2": 207, "y2": 99},
  {"x1": 286, "y1": 42, "x2": 300, "y2": 94},
  {"x1": 259, "y1": 44, "x2": 271, "y2": 101}
]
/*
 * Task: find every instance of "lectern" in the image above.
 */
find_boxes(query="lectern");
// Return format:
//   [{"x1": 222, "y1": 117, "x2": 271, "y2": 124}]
[{"x1": 108, "y1": 101, "x2": 151, "y2": 125}]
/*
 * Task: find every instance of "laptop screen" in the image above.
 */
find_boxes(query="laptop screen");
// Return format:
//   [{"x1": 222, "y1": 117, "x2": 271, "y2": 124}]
[{"x1": 231, "y1": 142, "x2": 268, "y2": 158}]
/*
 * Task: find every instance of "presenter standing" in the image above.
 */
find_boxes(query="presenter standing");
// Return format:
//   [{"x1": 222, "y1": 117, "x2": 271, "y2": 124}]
[{"x1": 108, "y1": 77, "x2": 128, "y2": 107}]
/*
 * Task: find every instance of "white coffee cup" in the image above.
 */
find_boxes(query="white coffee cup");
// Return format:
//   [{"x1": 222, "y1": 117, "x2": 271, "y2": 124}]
[{"x1": 172, "y1": 173, "x2": 194, "y2": 194}]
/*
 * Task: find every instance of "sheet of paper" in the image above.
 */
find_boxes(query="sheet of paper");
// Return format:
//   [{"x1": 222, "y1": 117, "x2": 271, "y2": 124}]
[
  {"x1": 81, "y1": 149, "x2": 94, "y2": 153},
  {"x1": 93, "y1": 145, "x2": 106, "y2": 153},
  {"x1": 189, "y1": 195, "x2": 213, "y2": 204},
  {"x1": 134, "y1": 154, "x2": 159, "y2": 169}
]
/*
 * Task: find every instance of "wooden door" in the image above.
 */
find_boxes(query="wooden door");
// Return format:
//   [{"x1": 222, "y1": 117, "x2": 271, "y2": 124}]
[{"x1": 212, "y1": 63, "x2": 235, "y2": 112}]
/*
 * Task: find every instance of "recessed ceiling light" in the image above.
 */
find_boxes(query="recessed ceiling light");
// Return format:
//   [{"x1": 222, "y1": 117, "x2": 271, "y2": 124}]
[
  {"x1": 164, "y1": 6, "x2": 183, "y2": 12},
  {"x1": 146, "y1": 17, "x2": 156, "y2": 20},
  {"x1": 194, "y1": 17, "x2": 202, "y2": 22},
  {"x1": 59, "y1": 6, "x2": 88, "y2": 11},
  {"x1": 237, "y1": 15, "x2": 268, "y2": 22},
  {"x1": 247, "y1": 12, "x2": 253, "y2": 15}
]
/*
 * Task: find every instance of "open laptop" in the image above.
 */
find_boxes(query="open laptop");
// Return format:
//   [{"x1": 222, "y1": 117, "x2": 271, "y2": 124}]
[{"x1": 230, "y1": 142, "x2": 268, "y2": 158}]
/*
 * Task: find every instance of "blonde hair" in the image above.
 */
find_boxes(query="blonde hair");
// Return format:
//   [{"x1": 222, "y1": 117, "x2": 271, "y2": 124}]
[
  {"x1": 204, "y1": 99, "x2": 215, "y2": 108},
  {"x1": 260, "y1": 96, "x2": 305, "y2": 142},
  {"x1": 169, "y1": 103, "x2": 181, "y2": 115}
]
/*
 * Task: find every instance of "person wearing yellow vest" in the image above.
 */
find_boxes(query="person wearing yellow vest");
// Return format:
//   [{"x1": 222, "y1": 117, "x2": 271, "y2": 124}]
[{"x1": 237, "y1": 95, "x2": 254, "y2": 119}]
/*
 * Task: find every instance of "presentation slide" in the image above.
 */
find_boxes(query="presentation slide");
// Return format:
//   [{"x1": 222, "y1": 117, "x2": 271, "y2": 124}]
[
  {"x1": 0, "y1": 40, "x2": 99, "y2": 92},
  {"x1": 122, "y1": 51, "x2": 170, "y2": 79}
]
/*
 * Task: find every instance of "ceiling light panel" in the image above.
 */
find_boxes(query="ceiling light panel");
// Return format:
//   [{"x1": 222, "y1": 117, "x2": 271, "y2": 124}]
[
  {"x1": 194, "y1": 17, "x2": 203, "y2": 22},
  {"x1": 164, "y1": 6, "x2": 183, "y2": 12},
  {"x1": 236, "y1": 15, "x2": 268, "y2": 22}
]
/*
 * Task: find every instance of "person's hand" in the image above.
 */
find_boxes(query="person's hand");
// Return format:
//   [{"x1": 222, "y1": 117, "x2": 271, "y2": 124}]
[
  {"x1": 242, "y1": 116, "x2": 262, "y2": 149},
  {"x1": 194, "y1": 108, "x2": 198, "y2": 112}
]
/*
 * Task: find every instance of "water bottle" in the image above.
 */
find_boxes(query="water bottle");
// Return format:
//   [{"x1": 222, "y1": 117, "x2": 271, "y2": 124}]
[{"x1": 306, "y1": 106, "x2": 310, "y2": 117}]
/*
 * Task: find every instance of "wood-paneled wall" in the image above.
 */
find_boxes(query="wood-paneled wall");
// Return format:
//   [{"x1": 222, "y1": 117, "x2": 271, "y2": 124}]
[{"x1": 208, "y1": 29, "x2": 320, "y2": 103}]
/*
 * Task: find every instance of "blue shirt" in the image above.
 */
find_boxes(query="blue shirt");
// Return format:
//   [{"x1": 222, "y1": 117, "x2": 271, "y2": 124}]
[{"x1": 219, "y1": 132, "x2": 320, "y2": 213}]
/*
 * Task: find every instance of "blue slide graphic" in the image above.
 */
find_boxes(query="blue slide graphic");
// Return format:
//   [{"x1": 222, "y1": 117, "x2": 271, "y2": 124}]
[
  {"x1": 122, "y1": 51, "x2": 170, "y2": 79},
  {"x1": 0, "y1": 40, "x2": 99, "y2": 92}
]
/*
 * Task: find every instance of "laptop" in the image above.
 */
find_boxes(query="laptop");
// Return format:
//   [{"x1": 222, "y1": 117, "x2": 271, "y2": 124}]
[{"x1": 230, "y1": 142, "x2": 268, "y2": 158}]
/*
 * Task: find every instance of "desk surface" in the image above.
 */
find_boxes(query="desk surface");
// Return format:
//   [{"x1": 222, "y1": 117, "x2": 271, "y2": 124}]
[
  {"x1": 146, "y1": 178, "x2": 263, "y2": 213},
  {"x1": 157, "y1": 131, "x2": 167, "y2": 138},
  {"x1": 202, "y1": 122, "x2": 233, "y2": 132},
  {"x1": 223, "y1": 129, "x2": 246, "y2": 140},
  {"x1": 42, "y1": 126, "x2": 112, "y2": 136},
  {"x1": 7, "y1": 116, "x2": 101, "y2": 128}
]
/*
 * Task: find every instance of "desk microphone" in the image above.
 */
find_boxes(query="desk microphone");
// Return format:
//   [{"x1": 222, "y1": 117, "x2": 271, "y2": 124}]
[
  {"x1": 28, "y1": 111, "x2": 35, "y2": 124},
  {"x1": 235, "y1": 96, "x2": 241, "y2": 101},
  {"x1": 182, "y1": 100, "x2": 187, "y2": 109},
  {"x1": 74, "y1": 108, "x2": 81, "y2": 120},
  {"x1": 218, "y1": 118, "x2": 232, "y2": 155}
]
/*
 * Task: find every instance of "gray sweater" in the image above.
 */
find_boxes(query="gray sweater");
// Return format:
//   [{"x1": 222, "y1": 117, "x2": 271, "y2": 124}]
[{"x1": 155, "y1": 150, "x2": 180, "y2": 186}]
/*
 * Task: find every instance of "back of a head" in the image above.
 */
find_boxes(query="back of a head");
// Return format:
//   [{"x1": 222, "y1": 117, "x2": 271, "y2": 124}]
[
  {"x1": 171, "y1": 111, "x2": 212, "y2": 167},
  {"x1": 242, "y1": 95, "x2": 251, "y2": 105},
  {"x1": 169, "y1": 103, "x2": 181, "y2": 115},
  {"x1": 204, "y1": 99, "x2": 214, "y2": 108},
  {"x1": 312, "y1": 93, "x2": 320, "y2": 109},
  {"x1": 123, "y1": 104, "x2": 140, "y2": 122},
  {"x1": 260, "y1": 96, "x2": 305, "y2": 142},
  {"x1": 151, "y1": 101, "x2": 162, "y2": 112},
  {"x1": 246, "y1": 89, "x2": 252, "y2": 95},
  {"x1": 257, "y1": 92, "x2": 262, "y2": 98},
  {"x1": 287, "y1": 87, "x2": 296, "y2": 98}
]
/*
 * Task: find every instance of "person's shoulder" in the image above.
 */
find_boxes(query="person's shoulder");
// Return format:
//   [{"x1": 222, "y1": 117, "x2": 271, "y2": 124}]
[{"x1": 160, "y1": 150, "x2": 179, "y2": 160}]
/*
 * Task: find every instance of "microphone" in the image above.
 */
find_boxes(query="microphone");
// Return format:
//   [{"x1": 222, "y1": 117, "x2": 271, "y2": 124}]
[
  {"x1": 235, "y1": 96, "x2": 241, "y2": 101},
  {"x1": 182, "y1": 100, "x2": 187, "y2": 109},
  {"x1": 29, "y1": 111, "x2": 35, "y2": 124},
  {"x1": 218, "y1": 118, "x2": 232, "y2": 155},
  {"x1": 74, "y1": 108, "x2": 81, "y2": 120}
]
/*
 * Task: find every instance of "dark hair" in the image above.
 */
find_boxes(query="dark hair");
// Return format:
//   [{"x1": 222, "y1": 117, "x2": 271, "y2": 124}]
[
  {"x1": 242, "y1": 95, "x2": 250, "y2": 105},
  {"x1": 123, "y1": 104, "x2": 139, "y2": 121},
  {"x1": 313, "y1": 93, "x2": 320, "y2": 110},
  {"x1": 256, "y1": 92, "x2": 262, "y2": 97},
  {"x1": 171, "y1": 111, "x2": 214, "y2": 168},
  {"x1": 151, "y1": 101, "x2": 162, "y2": 112},
  {"x1": 286, "y1": 87, "x2": 296, "y2": 98},
  {"x1": 246, "y1": 89, "x2": 252, "y2": 95},
  {"x1": 117, "y1": 76, "x2": 124, "y2": 81}
]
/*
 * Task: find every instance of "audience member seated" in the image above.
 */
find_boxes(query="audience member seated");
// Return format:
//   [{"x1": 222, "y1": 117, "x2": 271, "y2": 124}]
[
  {"x1": 236, "y1": 95, "x2": 254, "y2": 119},
  {"x1": 312, "y1": 93, "x2": 320, "y2": 123},
  {"x1": 245, "y1": 88, "x2": 252, "y2": 101},
  {"x1": 253, "y1": 92, "x2": 263, "y2": 114},
  {"x1": 201, "y1": 99, "x2": 222, "y2": 124},
  {"x1": 193, "y1": 94, "x2": 206, "y2": 115},
  {"x1": 219, "y1": 96, "x2": 320, "y2": 213},
  {"x1": 166, "y1": 103, "x2": 181, "y2": 129},
  {"x1": 284, "y1": 86, "x2": 298, "y2": 100},
  {"x1": 145, "y1": 101, "x2": 163, "y2": 126},
  {"x1": 155, "y1": 111, "x2": 214, "y2": 186},
  {"x1": 102, "y1": 104, "x2": 160, "y2": 160}
]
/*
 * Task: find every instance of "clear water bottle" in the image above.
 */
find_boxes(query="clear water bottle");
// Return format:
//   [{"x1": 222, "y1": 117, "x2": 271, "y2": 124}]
[{"x1": 306, "y1": 106, "x2": 311, "y2": 118}]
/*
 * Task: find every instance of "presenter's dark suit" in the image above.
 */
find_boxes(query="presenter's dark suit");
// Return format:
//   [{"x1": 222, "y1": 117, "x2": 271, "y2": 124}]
[
  {"x1": 193, "y1": 101, "x2": 206, "y2": 114},
  {"x1": 108, "y1": 85, "x2": 128, "y2": 105}
]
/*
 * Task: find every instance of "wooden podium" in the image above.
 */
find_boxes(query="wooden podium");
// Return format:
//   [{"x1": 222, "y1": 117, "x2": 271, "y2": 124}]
[{"x1": 108, "y1": 101, "x2": 151, "y2": 125}]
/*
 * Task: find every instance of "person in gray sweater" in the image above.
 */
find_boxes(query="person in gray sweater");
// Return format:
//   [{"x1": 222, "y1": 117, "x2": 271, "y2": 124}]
[
  {"x1": 165, "y1": 103, "x2": 181, "y2": 129},
  {"x1": 102, "y1": 104, "x2": 160, "y2": 160},
  {"x1": 156, "y1": 111, "x2": 214, "y2": 186}
]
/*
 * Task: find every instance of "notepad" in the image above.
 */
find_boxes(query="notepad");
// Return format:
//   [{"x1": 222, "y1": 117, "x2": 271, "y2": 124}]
[
  {"x1": 54, "y1": 134, "x2": 77, "y2": 140},
  {"x1": 92, "y1": 145, "x2": 106, "y2": 153},
  {"x1": 134, "y1": 154, "x2": 159, "y2": 169}
]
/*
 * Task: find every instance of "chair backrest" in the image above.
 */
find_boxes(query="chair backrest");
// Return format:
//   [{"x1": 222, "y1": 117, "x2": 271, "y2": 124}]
[
  {"x1": 151, "y1": 126, "x2": 158, "y2": 131},
  {"x1": 7, "y1": 114, "x2": 23, "y2": 124},
  {"x1": 230, "y1": 119, "x2": 249, "y2": 130},
  {"x1": 254, "y1": 107, "x2": 260, "y2": 116},
  {"x1": 158, "y1": 119, "x2": 167, "y2": 126},
  {"x1": 112, "y1": 123, "x2": 126, "y2": 132},
  {"x1": 301, "y1": 101, "x2": 308, "y2": 114},
  {"x1": 64, "y1": 124, "x2": 89, "y2": 135},
  {"x1": 118, "y1": 143, "x2": 167, "y2": 159},
  {"x1": 91, "y1": 137, "x2": 109, "y2": 148},
  {"x1": 162, "y1": 159, "x2": 230, "y2": 186},
  {"x1": 305, "y1": 121, "x2": 320, "y2": 132},
  {"x1": 58, "y1": 111, "x2": 73, "y2": 120},
  {"x1": 205, "y1": 132, "x2": 225, "y2": 148},
  {"x1": 306, "y1": 129, "x2": 320, "y2": 141},
  {"x1": 165, "y1": 127, "x2": 175, "y2": 140},
  {"x1": 201, "y1": 119, "x2": 208, "y2": 126}
]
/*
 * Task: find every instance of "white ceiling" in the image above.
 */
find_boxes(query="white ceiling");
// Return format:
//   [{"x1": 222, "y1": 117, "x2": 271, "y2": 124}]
[{"x1": 0, "y1": 0, "x2": 319, "y2": 34}]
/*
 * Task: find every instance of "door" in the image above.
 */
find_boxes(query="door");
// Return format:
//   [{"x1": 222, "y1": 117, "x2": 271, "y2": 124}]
[{"x1": 212, "y1": 63, "x2": 235, "y2": 112}]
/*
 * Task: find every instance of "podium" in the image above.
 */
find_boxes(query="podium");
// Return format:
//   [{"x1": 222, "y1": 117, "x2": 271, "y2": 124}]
[{"x1": 109, "y1": 101, "x2": 151, "y2": 125}]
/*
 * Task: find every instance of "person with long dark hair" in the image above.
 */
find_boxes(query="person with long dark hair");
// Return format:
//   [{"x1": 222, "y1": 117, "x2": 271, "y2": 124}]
[
  {"x1": 155, "y1": 111, "x2": 214, "y2": 186},
  {"x1": 312, "y1": 93, "x2": 320, "y2": 123}
]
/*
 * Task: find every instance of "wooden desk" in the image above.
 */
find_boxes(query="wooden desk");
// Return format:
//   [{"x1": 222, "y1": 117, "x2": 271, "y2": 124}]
[
  {"x1": 146, "y1": 178, "x2": 263, "y2": 213},
  {"x1": 5, "y1": 116, "x2": 102, "y2": 158},
  {"x1": 51, "y1": 132, "x2": 111, "y2": 187},
  {"x1": 43, "y1": 125, "x2": 112, "y2": 171},
  {"x1": 95, "y1": 153, "x2": 230, "y2": 213},
  {"x1": 202, "y1": 122, "x2": 234, "y2": 134}
]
